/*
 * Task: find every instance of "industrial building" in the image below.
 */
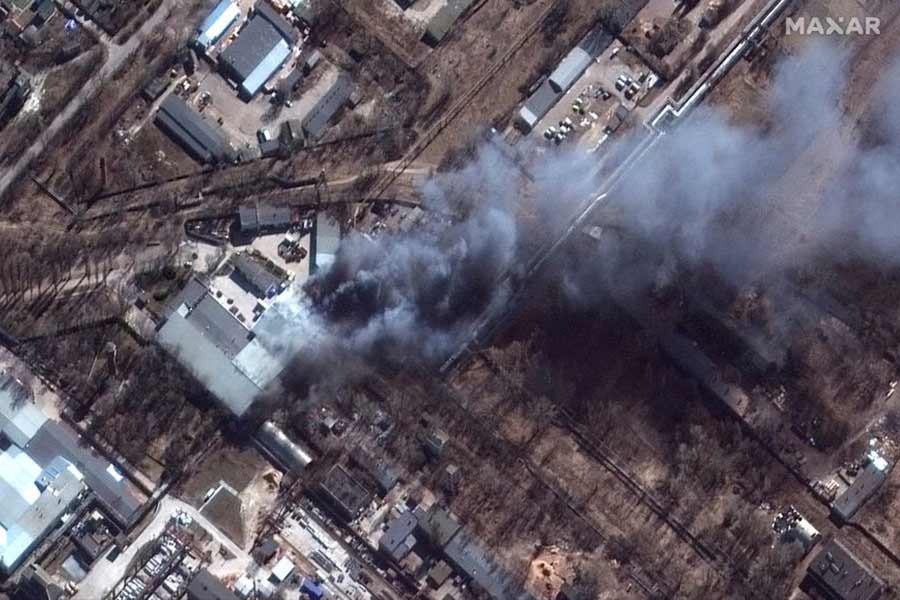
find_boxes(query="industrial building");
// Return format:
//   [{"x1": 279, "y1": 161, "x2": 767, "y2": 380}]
[
  {"x1": 219, "y1": 4, "x2": 296, "y2": 100},
  {"x1": 379, "y1": 511, "x2": 417, "y2": 562},
  {"x1": 515, "y1": 79, "x2": 561, "y2": 135},
  {"x1": 549, "y1": 28, "x2": 613, "y2": 93},
  {"x1": 412, "y1": 505, "x2": 534, "y2": 600},
  {"x1": 255, "y1": 420, "x2": 314, "y2": 474},
  {"x1": 0, "y1": 62, "x2": 31, "y2": 124},
  {"x1": 0, "y1": 373, "x2": 133, "y2": 575},
  {"x1": 192, "y1": 0, "x2": 241, "y2": 52},
  {"x1": 156, "y1": 278, "x2": 261, "y2": 418},
  {"x1": 831, "y1": 453, "x2": 890, "y2": 523},
  {"x1": 230, "y1": 253, "x2": 285, "y2": 299},
  {"x1": 155, "y1": 94, "x2": 231, "y2": 164},
  {"x1": 238, "y1": 203, "x2": 295, "y2": 235},
  {"x1": 422, "y1": 0, "x2": 475, "y2": 46},
  {"x1": 315, "y1": 465, "x2": 372, "y2": 521},
  {"x1": 187, "y1": 569, "x2": 240, "y2": 600},
  {"x1": 515, "y1": 26, "x2": 614, "y2": 133},
  {"x1": 802, "y1": 539, "x2": 883, "y2": 600},
  {"x1": 301, "y1": 72, "x2": 355, "y2": 141},
  {"x1": 309, "y1": 212, "x2": 341, "y2": 275},
  {"x1": 26, "y1": 420, "x2": 145, "y2": 527}
]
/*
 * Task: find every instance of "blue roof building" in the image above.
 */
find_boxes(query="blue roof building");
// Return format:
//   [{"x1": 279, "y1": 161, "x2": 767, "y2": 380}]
[
  {"x1": 242, "y1": 39, "x2": 291, "y2": 98},
  {"x1": 219, "y1": 7, "x2": 296, "y2": 100},
  {"x1": 194, "y1": 0, "x2": 241, "y2": 51},
  {"x1": 300, "y1": 579, "x2": 325, "y2": 600}
]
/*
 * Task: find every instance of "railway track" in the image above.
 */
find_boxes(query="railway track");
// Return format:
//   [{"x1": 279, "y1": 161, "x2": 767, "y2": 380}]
[
  {"x1": 378, "y1": 372, "x2": 720, "y2": 598},
  {"x1": 469, "y1": 356, "x2": 775, "y2": 597},
  {"x1": 365, "y1": 0, "x2": 563, "y2": 204}
]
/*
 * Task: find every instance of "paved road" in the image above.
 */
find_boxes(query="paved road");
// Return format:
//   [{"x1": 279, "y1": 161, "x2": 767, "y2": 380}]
[
  {"x1": 74, "y1": 496, "x2": 251, "y2": 599},
  {"x1": 0, "y1": 1, "x2": 175, "y2": 200},
  {"x1": 440, "y1": 0, "x2": 795, "y2": 373}
]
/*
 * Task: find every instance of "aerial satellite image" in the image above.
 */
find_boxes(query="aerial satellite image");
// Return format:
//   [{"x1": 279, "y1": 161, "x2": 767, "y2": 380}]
[{"x1": 0, "y1": 0, "x2": 899, "y2": 598}]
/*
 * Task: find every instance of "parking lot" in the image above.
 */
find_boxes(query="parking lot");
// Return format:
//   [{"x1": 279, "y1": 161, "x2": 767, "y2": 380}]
[{"x1": 532, "y1": 39, "x2": 660, "y2": 150}]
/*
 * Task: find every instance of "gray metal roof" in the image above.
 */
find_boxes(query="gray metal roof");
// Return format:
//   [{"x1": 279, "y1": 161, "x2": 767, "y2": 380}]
[
  {"x1": 414, "y1": 505, "x2": 460, "y2": 548},
  {"x1": 301, "y1": 73, "x2": 355, "y2": 140},
  {"x1": 156, "y1": 95, "x2": 229, "y2": 164},
  {"x1": 423, "y1": 0, "x2": 475, "y2": 45},
  {"x1": 186, "y1": 295, "x2": 252, "y2": 358},
  {"x1": 157, "y1": 310, "x2": 261, "y2": 418},
  {"x1": 805, "y1": 539, "x2": 883, "y2": 600},
  {"x1": 443, "y1": 531, "x2": 535, "y2": 600},
  {"x1": 231, "y1": 254, "x2": 283, "y2": 299},
  {"x1": 548, "y1": 27, "x2": 613, "y2": 93},
  {"x1": 0, "y1": 374, "x2": 46, "y2": 449},
  {"x1": 257, "y1": 205, "x2": 292, "y2": 228},
  {"x1": 831, "y1": 462, "x2": 887, "y2": 522},
  {"x1": 516, "y1": 79, "x2": 561, "y2": 132},
  {"x1": 379, "y1": 512, "x2": 417, "y2": 560},
  {"x1": 317, "y1": 465, "x2": 371, "y2": 520},
  {"x1": 239, "y1": 206, "x2": 259, "y2": 232},
  {"x1": 219, "y1": 15, "x2": 286, "y2": 84},
  {"x1": 255, "y1": 2, "x2": 297, "y2": 44},
  {"x1": 309, "y1": 212, "x2": 341, "y2": 275},
  {"x1": 26, "y1": 421, "x2": 144, "y2": 527},
  {"x1": 167, "y1": 277, "x2": 211, "y2": 316}
]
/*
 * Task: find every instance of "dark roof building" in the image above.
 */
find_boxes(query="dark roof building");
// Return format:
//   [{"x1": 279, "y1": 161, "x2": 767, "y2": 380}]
[
  {"x1": 309, "y1": 212, "x2": 341, "y2": 275},
  {"x1": 291, "y1": 0, "x2": 317, "y2": 26},
  {"x1": 219, "y1": 9, "x2": 293, "y2": 99},
  {"x1": 802, "y1": 539, "x2": 883, "y2": 600},
  {"x1": 316, "y1": 465, "x2": 372, "y2": 521},
  {"x1": 142, "y1": 76, "x2": 168, "y2": 102},
  {"x1": 157, "y1": 281, "x2": 261, "y2": 418},
  {"x1": 231, "y1": 253, "x2": 284, "y2": 299},
  {"x1": 350, "y1": 448, "x2": 401, "y2": 494},
  {"x1": 26, "y1": 420, "x2": 144, "y2": 528},
  {"x1": 379, "y1": 511, "x2": 417, "y2": 562},
  {"x1": 281, "y1": 119, "x2": 304, "y2": 147},
  {"x1": 187, "y1": 570, "x2": 240, "y2": 600},
  {"x1": 188, "y1": 295, "x2": 253, "y2": 358},
  {"x1": 414, "y1": 505, "x2": 461, "y2": 548},
  {"x1": 831, "y1": 459, "x2": 889, "y2": 523},
  {"x1": 239, "y1": 203, "x2": 294, "y2": 234},
  {"x1": 427, "y1": 561, "x2": 453, "y2": 589},
  {"x1": 259, "y1": 137, "x2": 281, "y2": 157},
  {"x1": 515, "y1": 79, "x2": 561, "y2": 133},
  {"x1": 254, "y1": 2, "x2": 297, "y2": 44},
  {"x1": 301, "y1": 73, "x2": 355, "y2": 141},
  {"x1": 0, "y1": 63, "x2": 31, "y2": 124},
  {"x1": 422, "y1": 0, "x2": 475, "y2": 46},
  {"x1": 444, "y1": 531, "x2": 535, "y2": 600},
  {"x1": 155, "y1": 94, "x2": 230, "y2": 164}
]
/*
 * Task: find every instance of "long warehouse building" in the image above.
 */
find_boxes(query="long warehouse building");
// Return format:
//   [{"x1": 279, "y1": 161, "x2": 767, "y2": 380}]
[
  {"x1": 155, "y1": 94, "x2": 231, "y2": 164},
  {"x1": 192, "y1": 0, "x2": 241, "y2": 51}
]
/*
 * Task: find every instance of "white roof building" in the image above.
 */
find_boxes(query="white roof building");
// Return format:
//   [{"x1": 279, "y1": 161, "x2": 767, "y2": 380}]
[
  {"x1": 0, "y1": 372, "x2": 47, "y2": 448},
  {"x1": 270, "y1": 555, "x2": 294, "y2": 583}
]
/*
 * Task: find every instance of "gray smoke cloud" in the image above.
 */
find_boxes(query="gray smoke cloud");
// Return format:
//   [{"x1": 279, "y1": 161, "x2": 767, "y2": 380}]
[
  {"x1": 299, "y1": 144, "x2": 595, "y2": 376},
  {"x1": 274, "y1": 37, "x2": 900, "y2": 388}
]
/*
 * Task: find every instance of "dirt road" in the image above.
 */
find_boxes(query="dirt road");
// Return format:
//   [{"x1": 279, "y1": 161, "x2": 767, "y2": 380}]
[{"x1": 0, "y1": 1, "x2": 175, "y2": 201}]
